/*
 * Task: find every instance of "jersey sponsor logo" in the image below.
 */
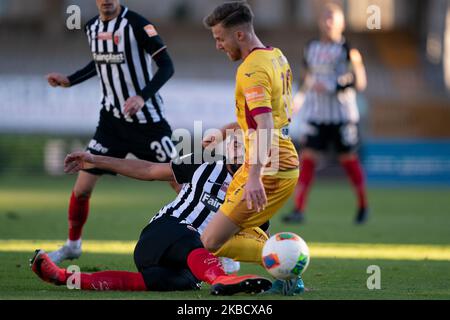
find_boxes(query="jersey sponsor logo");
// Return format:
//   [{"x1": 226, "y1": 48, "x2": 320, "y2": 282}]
[
  {"x1": 93, "y1": 52, "x2": 125, "y2": 64},
  {"x1": 88, "y1": 139, "x2": 109, "y2": 154},
  {"x1": 144, "y1": 24, "x2": 158, "y2": 37},
  {"x1": 201, "y1": 192, "x2": 223, "y2": 212},
  {"x1": 244, "y1": 72, "x2": 256, "y2": 78},
  {"x1": 97, "y1": 32, "x2": 113, "y2": 41},
  {"x1": 244, "y1": 85, "x2": 266, "y2": 103}
]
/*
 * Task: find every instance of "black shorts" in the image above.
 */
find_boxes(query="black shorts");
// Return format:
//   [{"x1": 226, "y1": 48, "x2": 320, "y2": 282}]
[
  {"x1": 303, "y1": 122, "x2": 359, "y2": 154},
  {"x1": 85, "y1": 110, "x2": 177, "y2": 175},
  {"x1": 133, "y1": 216, "x2": 203, "y2": 291}
]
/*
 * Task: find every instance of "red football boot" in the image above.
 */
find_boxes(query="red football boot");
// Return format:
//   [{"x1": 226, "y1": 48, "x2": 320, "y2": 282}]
[{"x1": 210, "y1": 274, "x2": 272, "y2": 296}]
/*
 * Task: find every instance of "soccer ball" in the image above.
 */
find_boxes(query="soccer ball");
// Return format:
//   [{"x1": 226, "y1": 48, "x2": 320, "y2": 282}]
[{"x1": 262, "y1": 232, "x2": 310, "y2": 280}]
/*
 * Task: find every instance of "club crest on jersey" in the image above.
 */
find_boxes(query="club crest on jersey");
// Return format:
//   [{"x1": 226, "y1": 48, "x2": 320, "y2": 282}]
[
  {"x1": 201, "y1": 192, "x2": 223, "y2": 212},
  {"x1": 113, "y1": 32, "x2": 121, "y2": 45}
]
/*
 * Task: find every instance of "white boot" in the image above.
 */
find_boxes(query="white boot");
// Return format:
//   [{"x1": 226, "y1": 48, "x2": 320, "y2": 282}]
[{"x1": 48, "y1": 239, "x2": 82, "y2": 264}]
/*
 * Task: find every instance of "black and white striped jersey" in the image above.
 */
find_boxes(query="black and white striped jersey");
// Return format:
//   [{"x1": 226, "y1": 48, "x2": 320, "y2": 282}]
[
  {"x1": 69, "y1": 6, "x2": 168, "y2": 124},
  {"x1": 149, "y1": 154, "x2": 233, "y2": 235},
  {"x1": 301, "y1": 38, "x2": 359, "y2": 124}
]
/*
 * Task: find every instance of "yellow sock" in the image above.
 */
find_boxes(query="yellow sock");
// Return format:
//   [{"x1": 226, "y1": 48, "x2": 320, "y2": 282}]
[{"x1": 214, "y1": 227, "x2": 268, "y2": 266}]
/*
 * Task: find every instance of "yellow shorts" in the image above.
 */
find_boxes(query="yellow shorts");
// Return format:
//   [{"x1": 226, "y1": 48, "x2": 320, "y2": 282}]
[
  {"x1": 220, "y1": 167, "x2": 298, "y2": 229},
  {"x1": 215, "y1": 226, "x2": 269, "y2": 264}
]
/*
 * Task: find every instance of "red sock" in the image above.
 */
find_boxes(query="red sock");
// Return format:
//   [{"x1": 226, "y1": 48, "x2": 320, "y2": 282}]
[
  {"x1": 187, "y1": 248, "x2": 226, "y2": 284},
  {"x1": 341, "y1": 158, "x2": 368, "y2": 209},
  {"x1": 294, "y1": 157, "x2": 316, "y2": 212},
  {"x1": 68, "y1": 191, "x2": 90, "y2": 241},
  {"x1": 78, "y1": 271, "x2": 147, "y2": 291}
]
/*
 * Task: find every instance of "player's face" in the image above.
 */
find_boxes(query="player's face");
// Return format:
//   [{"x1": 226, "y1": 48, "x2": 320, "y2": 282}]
[
  {"x1": 319, "y1": 9, "x2": 345, "y2": 41},
  {"x1": 211, "y1": 24, "x2": 242, "y2": 61},
  {"x1": 96, "y1": 0, "x2": 121, "y2": 17},
  {"x1": 226, "y1": 136, "x2": 245, "y2": 165}
]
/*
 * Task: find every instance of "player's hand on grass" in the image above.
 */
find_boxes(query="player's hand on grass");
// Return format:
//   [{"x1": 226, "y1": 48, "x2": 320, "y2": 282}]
[
  {"x1": 46, "y1": 73, "x2": 70, "y2": 88},
  {"x1": 124, "y1": 95, "x2": 145, "y2": 117},
  {"x1": 243, "y1": 175, "x2": 267, "y2": 212},
  {"x1": 64, "y1": 152, "x2": 95, "y2": 174}
]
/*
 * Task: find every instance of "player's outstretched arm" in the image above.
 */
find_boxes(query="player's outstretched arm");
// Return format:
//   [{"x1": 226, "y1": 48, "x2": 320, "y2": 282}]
[
  {"x1": 47, "y1": 61, "x2": 97, "y2": 88},
  {"x1": 64, "y1": 152, "x2": 174, "y2": 182}
]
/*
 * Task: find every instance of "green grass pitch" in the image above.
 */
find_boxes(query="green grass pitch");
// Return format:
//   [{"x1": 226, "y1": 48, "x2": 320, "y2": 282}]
[{"x1": 0, "y1": 175, "x2": 449, "y2": 300}]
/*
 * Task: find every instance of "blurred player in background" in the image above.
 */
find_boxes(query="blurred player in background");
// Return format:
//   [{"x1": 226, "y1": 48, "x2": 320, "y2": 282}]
[
  {"x1": 46, "y1": 0, "x2": 178, "y2": 263},
  {"x1": 201, "y1": 2, "x2": 302, "y2": 294},
  {"x1": 283, "y1": 3, "x2": 369, "y2": 224}
]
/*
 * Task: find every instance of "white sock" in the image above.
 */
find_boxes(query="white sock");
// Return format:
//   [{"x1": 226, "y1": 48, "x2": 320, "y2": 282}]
[{"x1": 66, "y1": 239, "x2": 82, "y2": 249}]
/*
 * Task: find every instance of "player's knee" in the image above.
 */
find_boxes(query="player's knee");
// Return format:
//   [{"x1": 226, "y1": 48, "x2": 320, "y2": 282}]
[
  {"x1": 74, "y1": 172, "x2": 99, "y2": 198},
  {"x1": 73, "y1": 189, "x2": 92, "y2": 199}
]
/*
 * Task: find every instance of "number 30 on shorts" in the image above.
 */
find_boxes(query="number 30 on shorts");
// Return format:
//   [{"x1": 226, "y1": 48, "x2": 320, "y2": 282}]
[{"x1": 150, "y1": 136, "x2": 177, "y2": 162}]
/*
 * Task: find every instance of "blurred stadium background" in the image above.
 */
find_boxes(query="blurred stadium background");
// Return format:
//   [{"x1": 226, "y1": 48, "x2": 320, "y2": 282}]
[{"x1": 1, "y1": 0, "x2": 450, "y2": 184}]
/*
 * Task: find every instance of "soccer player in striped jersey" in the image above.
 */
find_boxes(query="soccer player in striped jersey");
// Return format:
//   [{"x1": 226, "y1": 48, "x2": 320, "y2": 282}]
[
  {"x1": 46, "y1": 0, "x2": 178, "y2": 263},
  {"x1": 283, "y1": 3, "x2": 369, "y2": 224},
  {"x1": 30, "y1": 138, "x2": 276, "y2": 295}
]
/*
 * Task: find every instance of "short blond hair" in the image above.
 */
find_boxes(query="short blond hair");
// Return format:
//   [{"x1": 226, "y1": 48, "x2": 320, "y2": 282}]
[{"x1": 203, "y1": 1, "x2": 254, "y2": 29}]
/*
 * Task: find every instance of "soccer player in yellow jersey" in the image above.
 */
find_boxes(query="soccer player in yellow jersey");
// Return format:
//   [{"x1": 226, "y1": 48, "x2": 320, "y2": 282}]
[{"x1": 201, "y1": 1, "x2": 300, "y2": 280}]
